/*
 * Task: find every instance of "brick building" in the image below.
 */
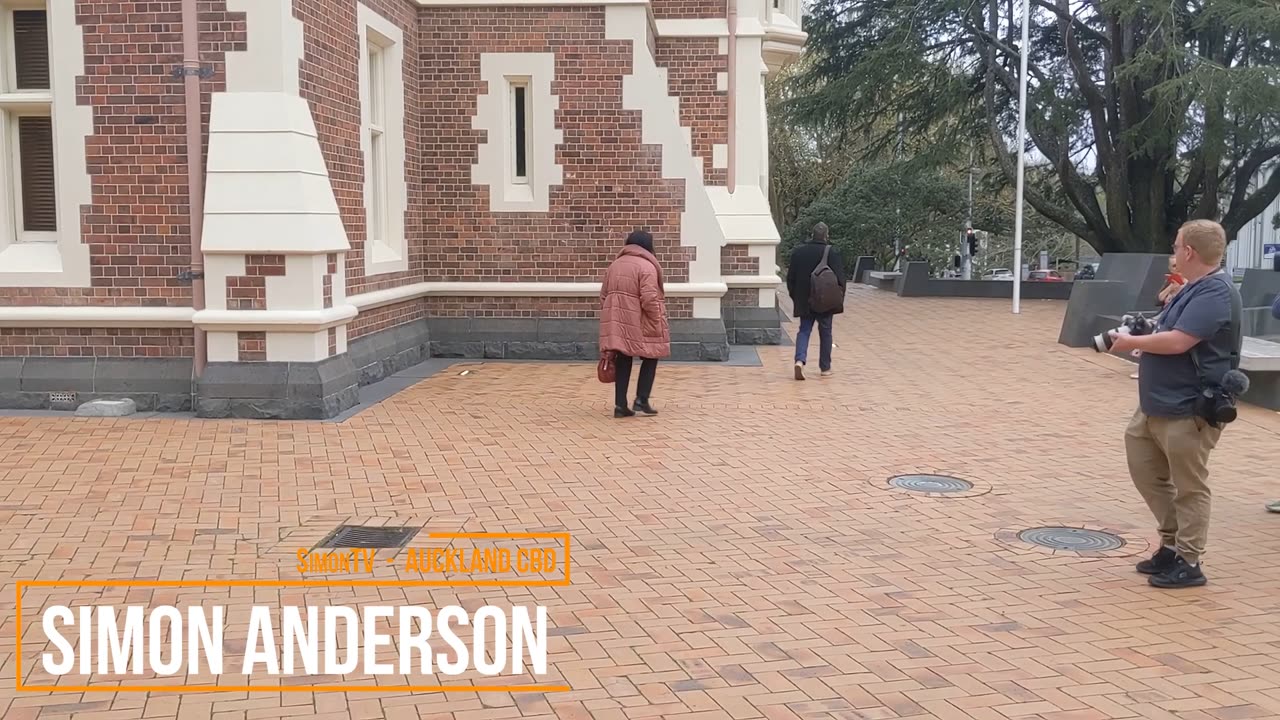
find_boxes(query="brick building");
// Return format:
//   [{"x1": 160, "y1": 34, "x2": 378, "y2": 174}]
[{"x1": 0, "y1": 0, "x2": 804, "y2": 418}]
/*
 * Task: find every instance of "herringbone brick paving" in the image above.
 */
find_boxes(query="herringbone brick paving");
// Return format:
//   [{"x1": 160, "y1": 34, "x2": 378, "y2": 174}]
[{"x1": 3, "y1": 286, "x2": 1280, "y2": 719}]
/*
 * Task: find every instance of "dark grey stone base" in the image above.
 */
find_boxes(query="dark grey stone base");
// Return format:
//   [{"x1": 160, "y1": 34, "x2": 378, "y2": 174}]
[
  {"x1": 0, "y1": 357, "x2": 193, "y2": 411},
  {"x1": 424, "y1": 316, "x2": 732, "y2": 361},
  {"x1": 1059, "y1": 253, "x2": 1180, "y2": 348},
  {"x1": 347, "y1": 318, "x2": 430, "y2": 385},
  {"x1": 1241, "y1": 370, "x2": 1280, "y2": 411},
  {"x1": 852, "y1": 256, "x2": 877, "y2": 284},
  {"x1": 897, "y1": 261, "x2": 1074, "y2": 300},
  {"x1": 723, "y1": 303, "x2": 783, "y2": 345},
  {"x1": 196, "y1": 355, "x2": 358, "y2": 420}
]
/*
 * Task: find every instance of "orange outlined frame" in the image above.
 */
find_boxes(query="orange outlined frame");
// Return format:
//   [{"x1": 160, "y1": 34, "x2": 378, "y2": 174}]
[{"x1": 14, "y1": 532, "x2": 571, "y2": 693}]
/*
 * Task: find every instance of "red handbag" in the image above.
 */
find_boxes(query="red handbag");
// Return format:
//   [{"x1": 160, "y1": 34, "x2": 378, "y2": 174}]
[{"x1": 597, "y1": 351, "x2": 616, "y2": 383}]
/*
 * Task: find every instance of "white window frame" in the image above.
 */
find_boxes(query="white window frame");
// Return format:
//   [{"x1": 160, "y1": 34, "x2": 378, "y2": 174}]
[
  {"x1": 0, "y1": 0, "x2": 91, "y2": 287},
  {"x1": 357, "y1": 4, "x2": 406, "y2": 277},
  {"x1": 0, "y1": 1, "x2": 55, "y2": 244},
  {"x1": 472, "y1": 53, "x2": 563, "y2": 213}
]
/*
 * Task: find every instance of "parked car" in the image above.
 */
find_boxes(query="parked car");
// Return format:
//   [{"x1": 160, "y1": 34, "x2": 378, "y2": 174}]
[
  {"x1": 1027, "y1": 269, "x2": 1066, "y2": 282},
  {"x1": 982, "y1": 268, "x2": 1015, "y2": 281},
  {"x1": 1074, "y1": 264, "x2": 1096, "y2": 280}
]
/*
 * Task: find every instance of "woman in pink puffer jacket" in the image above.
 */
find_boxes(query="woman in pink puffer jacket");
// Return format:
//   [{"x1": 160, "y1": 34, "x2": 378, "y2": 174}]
[{"x1": 599, "y1": 231, "x2": 671, "y2": 417}]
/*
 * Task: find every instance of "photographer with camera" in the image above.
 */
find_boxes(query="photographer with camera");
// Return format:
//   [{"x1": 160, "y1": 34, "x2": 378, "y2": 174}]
[{"x1": 1108, "y1": 220, "x2": 1244, "y2": 589}]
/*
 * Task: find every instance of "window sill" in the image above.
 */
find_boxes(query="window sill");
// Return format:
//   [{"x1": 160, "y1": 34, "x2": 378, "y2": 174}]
[
  {"x1": 365, "y1": 239, "x2": 408, "y2": 276},
  {"x1": 0, "y1": 240, "x2": 91, "y2": 287}
]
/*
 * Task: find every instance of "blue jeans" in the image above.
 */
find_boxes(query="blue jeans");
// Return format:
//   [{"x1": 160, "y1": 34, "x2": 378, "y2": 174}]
[{"x1": 795, "y1": 314, "x2": 833, "y2": 371}]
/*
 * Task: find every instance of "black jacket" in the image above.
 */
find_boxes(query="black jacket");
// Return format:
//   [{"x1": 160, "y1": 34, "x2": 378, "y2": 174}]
[{"x1": 786, "y1": 241, "x2": 847, "y2": 317}]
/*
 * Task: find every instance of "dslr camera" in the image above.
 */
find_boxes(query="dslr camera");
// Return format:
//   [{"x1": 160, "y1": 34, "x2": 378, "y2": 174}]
[
  {"x1": 1092, "y1": 313, "x2": 1155, "y2": 353},
  {"x1": 1195, "y1": 370, "x2": 1251, "y2": 427}
]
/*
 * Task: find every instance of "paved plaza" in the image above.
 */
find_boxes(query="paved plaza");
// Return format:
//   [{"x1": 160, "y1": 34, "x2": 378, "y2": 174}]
[{"x1": 3, "y1": 286, "x2": 1280, "y2": 720}]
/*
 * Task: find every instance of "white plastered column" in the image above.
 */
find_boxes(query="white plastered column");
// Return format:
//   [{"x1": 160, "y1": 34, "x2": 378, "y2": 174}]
[
  {"x1": 606, "y1": 4, "x2": 727, "y2": 319},
  {"x1": 671, "y1": 0, "x2": 784, "y2": 311},
  {"x1": 197, "y1": 2, "x2": 354, "y2": 363}
]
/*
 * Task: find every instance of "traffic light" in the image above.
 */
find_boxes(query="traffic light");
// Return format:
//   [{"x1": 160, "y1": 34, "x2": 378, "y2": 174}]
[{"x1": 967, "y1": 229, "x2": 978, "y2": 257}]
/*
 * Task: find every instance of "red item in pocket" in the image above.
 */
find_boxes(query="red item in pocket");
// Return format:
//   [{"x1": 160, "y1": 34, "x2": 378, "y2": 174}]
[{"x1": 597, "y1": 351, "x2": 616, "y2": 384}]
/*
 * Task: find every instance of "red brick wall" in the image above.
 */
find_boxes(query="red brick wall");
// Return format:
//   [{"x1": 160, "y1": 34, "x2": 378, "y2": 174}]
[
  {"x1": 0, "y1": 329, "x2": 193, "y2": 358},
  {"x1": 0, "y1": 2, "x2": 243, "y2": 359},
  {"x1": 423, "y1": 297, "x2": 693, "y2": 319},
  {"x1": 654, "y1": 37, "x2": 727, "y2": 186},
  {"x1": 225, "y1": 254, "x2": 285, "y2": 310},
  {"x1": 651, "y1": 0, "x2": 726, "y2": 20},
  {"x1": 720, "y1": 245, "x2": 759, "y2": 275},
  {"x1": 295, "y1": 0, "x2": 422, "y2": 299},
  {"x1": 0, "y1": 2, "x2": 246, "y2": 313},
  {"x1": 237, "y1": 331, "x2": 266, "y2": 361},
  {"x1": 347, "y1": 299, "x2": 424, "y2": 339},
  {"x1": 417, "y1": 7, "x2": 694, "y2": 286},
  {"x1": 722, "y1": 288, "x2": 760, "y2": 307}
]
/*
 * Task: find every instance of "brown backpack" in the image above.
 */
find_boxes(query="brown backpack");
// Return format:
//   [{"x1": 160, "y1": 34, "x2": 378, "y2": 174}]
[{"x1": 809, "y1": 245, "x2": 842, "y2": 314}]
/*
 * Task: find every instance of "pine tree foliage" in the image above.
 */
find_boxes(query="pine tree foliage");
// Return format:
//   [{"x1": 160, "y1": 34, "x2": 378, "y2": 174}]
[{"x1": 787, "y1": 0, "x2": 1280, "y2": 253}]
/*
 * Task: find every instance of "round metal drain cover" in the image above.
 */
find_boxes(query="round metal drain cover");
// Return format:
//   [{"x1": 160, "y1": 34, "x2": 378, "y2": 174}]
[
  {"x1": 1018, "y1": 527, "x2": 1124, "y2": 552},
  {"x1": 888, "y1": 474, "x2": 974, "y2": 494}
]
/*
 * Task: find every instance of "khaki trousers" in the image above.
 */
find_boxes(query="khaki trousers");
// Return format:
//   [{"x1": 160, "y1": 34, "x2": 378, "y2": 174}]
[{"x1": 1124, "y1": 408, "x2": 1222, "y2": 565}]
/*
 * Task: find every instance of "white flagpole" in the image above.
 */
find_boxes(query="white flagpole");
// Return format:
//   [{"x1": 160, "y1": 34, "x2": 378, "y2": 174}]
[{"x1": 1012, "y1": 0, "x2": 1030, "y2": 314}]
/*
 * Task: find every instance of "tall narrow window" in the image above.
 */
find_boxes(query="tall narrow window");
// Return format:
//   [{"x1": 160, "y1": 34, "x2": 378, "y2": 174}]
[
  {"x1": 510, "y1": 81, "x2": 530, "y2": 184},
  {"x1": 2, "y1": 4, "x2": 57, "y2": 240},
  {"x1": 366, "y1": 40, "x2": 386, "y2": 246}
]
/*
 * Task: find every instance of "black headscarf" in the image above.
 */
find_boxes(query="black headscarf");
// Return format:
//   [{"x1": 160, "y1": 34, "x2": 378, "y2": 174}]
[{"x1": 625, "y1": 230, "x2": 655, "y2": 255}]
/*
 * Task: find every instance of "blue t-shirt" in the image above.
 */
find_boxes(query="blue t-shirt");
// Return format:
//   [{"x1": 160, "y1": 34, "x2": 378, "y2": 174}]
[{"x1": 1137, "y1": 271, "x2": 1234, "y2": 417}]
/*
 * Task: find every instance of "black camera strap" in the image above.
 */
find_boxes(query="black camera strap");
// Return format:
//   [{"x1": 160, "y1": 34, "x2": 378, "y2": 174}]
[{"x1": 1189, "y1": 271, "x2": 1243, "y2": 385}]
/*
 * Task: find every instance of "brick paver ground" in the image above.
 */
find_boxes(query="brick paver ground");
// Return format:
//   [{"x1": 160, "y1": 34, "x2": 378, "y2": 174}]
[{"x1": 3, "y1": 286, "x2": 1280, "y2": 720}]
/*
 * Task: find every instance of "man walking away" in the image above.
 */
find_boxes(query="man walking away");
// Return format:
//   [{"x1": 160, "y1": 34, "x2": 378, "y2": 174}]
[
  {"x1": 1106, "y1": 220, "x2": 1241, "y2": 588},
  {"x1": 786, "y1": 222, "x2": 846, "y2": 380}
]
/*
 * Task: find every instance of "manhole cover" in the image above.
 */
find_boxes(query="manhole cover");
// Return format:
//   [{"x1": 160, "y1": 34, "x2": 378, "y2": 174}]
[
  {"x1": 888, "y1": 474, "x2": 974, "y2": 493},
  {"x1": 1017, "y1": 527, "x2": 1124, "y2": 552},
  {"x1": 314, "y1": 525, "x2": 421, "y2": 549}
]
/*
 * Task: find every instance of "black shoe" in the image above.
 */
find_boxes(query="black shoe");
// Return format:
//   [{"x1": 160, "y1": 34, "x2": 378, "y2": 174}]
[
  {"x1": 633, "y1": 401, "x2": 658, "y2": 416},
  {"x1": 614, "y1": 406, "x2": 635, "y2": 418},
  {"x1": 1148, "y1": 556, "x2": 1207, "y2": 589},
  {"x1": 1136, "y1": 546, "x2": 1177, "y2": 575}
]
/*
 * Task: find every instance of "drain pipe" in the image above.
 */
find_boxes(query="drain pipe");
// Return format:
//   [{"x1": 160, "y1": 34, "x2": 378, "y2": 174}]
[
  {"x1": 726, "y1": 0, "x2": 737, "y2": 194},
  {"x1": 182, "y1": 0, "x2": 207, "y2": 377}
]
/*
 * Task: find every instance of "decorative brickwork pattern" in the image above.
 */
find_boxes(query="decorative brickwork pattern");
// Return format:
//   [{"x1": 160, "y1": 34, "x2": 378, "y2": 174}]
[
  {"x1": 295, "y1": 0, "x2": 422, "y2": 299},
  {"x1": 650, "y1": 0, "x2": 726, "y2": 20},
  {"x1": 720, "y1": 244, "x2": 759, "y2": 276},
  {"x1": 237, "y1": 331, "x2": 266, "y2": 361},
  {"x1": 416, "y1": 7, "x2": 694, "y2": 285},
  {"x1": 0, "y1": 328, "x2": 194, "y2": 357},
  {"x1": 225, "y1": 254, "x2": 286, "y2": 310},
  {"x1": 0, "y1": 2, "x2": 246, "y2": 310},
  {"x1": 654, "y1": 37, "x2": 727, "y2": 186}
]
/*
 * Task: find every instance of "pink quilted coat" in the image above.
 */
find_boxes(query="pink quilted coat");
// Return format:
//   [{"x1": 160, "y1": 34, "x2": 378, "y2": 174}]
[{"x1": 599, "y1": 245, "x2": 671, "y2": 359}]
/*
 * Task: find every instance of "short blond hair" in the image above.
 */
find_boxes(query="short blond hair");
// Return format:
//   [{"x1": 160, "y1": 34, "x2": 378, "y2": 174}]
[{"x1": 1179, "y1": 219, "x2": 1226, "y2": 265}]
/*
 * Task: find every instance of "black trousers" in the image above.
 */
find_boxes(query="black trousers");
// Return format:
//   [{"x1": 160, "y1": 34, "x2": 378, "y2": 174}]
[{"x1": 614, "y1": 353, "x2": 658, "y2": 408}]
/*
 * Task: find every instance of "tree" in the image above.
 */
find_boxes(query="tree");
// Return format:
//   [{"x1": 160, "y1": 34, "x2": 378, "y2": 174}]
[
  {"x1": 788, "y1": 0, "x2": 1280, "y2": 253},
  {"x1": 780, "y1": 162, "x2": 1064, "y2": 273}
]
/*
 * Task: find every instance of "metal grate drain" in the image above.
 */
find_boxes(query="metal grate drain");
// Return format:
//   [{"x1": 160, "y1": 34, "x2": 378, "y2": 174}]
[
  {"x1": 49, "y1": 392, "x2": 77, "y2": 404},
  {"x1": 888, "y1": 474, "x2": 974, "y2": 494},
  {"x1": 1018, "y1": 527, "x2": 1124, "y2": 552},
  {"x1": 314, "y1": 525, "x2": 421, "y2": 550}
]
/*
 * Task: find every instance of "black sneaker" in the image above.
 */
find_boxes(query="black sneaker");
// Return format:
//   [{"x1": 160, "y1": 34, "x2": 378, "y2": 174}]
[
  {"x1": 1136, "y1": 546, "x2": 1177, "y2": 575},
  {"x1": 1148, "y1": 556, "x2": 1207, "y2": 589},
  {"x1": 614, "y1": 406, "x2": 635, "y2": 418},
  {"x1": 632, "y1": 401, "x2": 658, "y2": 416}
]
